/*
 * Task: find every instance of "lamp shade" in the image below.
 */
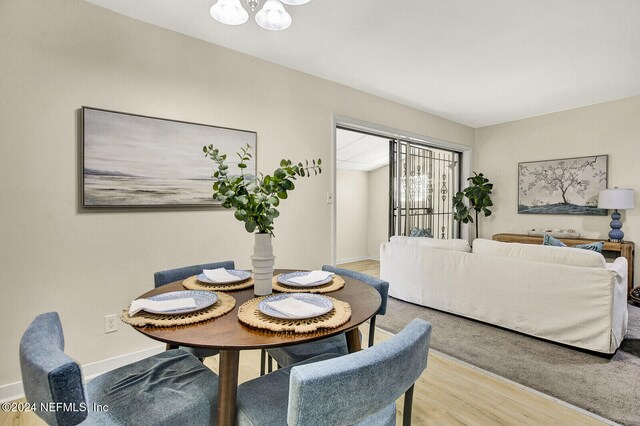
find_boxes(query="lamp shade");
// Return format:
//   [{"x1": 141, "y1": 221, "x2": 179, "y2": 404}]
[
  {"x1": 255, "y1": 0, "x2": 292, "y2": 31},
  {"x1": 210, "y1": 0, "x2": 249, "y2": 25},
  {"x1": 598, "y1": 188, "x2": 635, "y2": 209}
]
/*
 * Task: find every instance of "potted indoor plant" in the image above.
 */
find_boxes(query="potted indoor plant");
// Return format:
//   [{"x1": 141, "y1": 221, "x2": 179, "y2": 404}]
[
  {"x1": 452, "y1": 171, "x2": 493, "y2": 239},
  {"x1": 203, "y1": 144, "x2": 321, "y2": 295}
]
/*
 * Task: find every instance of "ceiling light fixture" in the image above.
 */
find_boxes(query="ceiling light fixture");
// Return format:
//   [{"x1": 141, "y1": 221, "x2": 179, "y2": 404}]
[
  {"x1": 210, "y1": 0, "x2": 310, "y2": 31},
  {"x1": 210, "y1": 0, "x2": 249, "y2": 25}
]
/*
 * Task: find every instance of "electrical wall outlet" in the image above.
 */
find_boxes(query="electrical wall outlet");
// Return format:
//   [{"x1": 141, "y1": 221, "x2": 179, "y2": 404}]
[
  {"x1": 104, "y1": 314, "x2": 118, "y2": 334},
  {"x1": 326, "y1": 192, "x2": 333, "y2": 204}
]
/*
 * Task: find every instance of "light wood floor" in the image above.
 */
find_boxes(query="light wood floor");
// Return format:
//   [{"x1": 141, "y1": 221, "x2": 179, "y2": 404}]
[
  {"x1": 340, "y1": 259, "x2": 380, "y2": 277},
  {"x1": 337, "y1": 260, "x2": 607, "y2": 425},
  {"x1": 1, "y1": 260, "x2": 607, "y2": 426}
]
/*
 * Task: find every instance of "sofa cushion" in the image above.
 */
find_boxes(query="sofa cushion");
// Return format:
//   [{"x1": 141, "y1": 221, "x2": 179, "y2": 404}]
[
  {"x1": 472, "y1": 238, "x2": 606, "y2": 268},
  {"x1": 389, "y1": 236, "x2": 471, "y2": 252}
]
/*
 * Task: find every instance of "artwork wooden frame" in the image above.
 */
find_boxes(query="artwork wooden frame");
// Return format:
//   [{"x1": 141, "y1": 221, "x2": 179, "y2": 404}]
[
  {"x1": 82, "y1": 107, "x2": 257, "y2": 207},
  {"x1": 518, "y1": 155, "x2": 608, "y2": 215}
]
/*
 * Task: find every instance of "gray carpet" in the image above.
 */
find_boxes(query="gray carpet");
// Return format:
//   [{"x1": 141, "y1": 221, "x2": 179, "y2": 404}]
[{"x1": 376, "y1": 298, "x2": 640, "y2": 426}]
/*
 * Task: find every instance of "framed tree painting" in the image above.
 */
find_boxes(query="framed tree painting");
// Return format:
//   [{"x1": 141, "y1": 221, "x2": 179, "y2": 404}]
[
  {"x1": 518, "y1": 155, "x2": 608, "y2": 215},
  {"x1": 82, "y1": 107, "x2": 257, "y2": 207}
]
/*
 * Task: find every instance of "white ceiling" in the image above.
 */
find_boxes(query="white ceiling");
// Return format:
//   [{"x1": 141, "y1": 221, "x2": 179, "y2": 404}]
[
  {"x1": 336, "y1": 129, "x2": 389, "y2": 172},
  {"x1": 86, "y1": 0, "x2": 640, "y2": 128}
]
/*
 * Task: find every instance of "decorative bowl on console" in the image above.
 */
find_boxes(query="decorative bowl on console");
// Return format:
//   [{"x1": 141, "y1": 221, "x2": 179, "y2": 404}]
[{"x1": 527, "y1": 228, "x2": 580, "y2": 238}]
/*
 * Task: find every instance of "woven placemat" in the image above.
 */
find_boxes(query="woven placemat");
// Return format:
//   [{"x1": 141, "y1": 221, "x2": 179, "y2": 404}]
[
  {"x1": 182, "y1": 275, "x2": 254, "y2": 292},
  {"x1": 237, "y1": 295, "x2": 351, "y2": 334},
  {"x1": 121, "y1": 292, "x2": 236, "y2": 327},
  {"x1": 271, "y1": 274, "x2": 345, "y2": 293}
]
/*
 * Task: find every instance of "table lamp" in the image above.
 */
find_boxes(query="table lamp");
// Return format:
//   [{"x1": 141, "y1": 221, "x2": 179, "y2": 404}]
[{"x1": 598, "y1": 187, "x2": 635, "y2": 242}]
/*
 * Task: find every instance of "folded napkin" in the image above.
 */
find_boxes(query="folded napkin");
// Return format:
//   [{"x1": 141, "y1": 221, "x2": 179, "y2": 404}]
[
  {"x1": 265, "y1": 297, "x2": 328, "y2": 318},
  {"x1": 203, "y1": 268, "x2": 238, "y2": 283},
  {"x1": 287, "y1": 270, "x2": 333, "y2": 285},
  {"x1": 129, "y1": 298, "x2": 196, "y2": 316}
]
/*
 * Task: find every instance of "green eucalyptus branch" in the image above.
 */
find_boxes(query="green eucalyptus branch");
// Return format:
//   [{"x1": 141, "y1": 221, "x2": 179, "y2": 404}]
[{"x1": 203, "y1": 144, "x2": 322, "y2": 236}]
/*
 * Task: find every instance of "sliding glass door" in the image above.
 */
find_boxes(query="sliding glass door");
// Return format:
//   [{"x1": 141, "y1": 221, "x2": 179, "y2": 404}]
[{"x1": 389, "y1": 140, "x2": 461, "y2": 239}]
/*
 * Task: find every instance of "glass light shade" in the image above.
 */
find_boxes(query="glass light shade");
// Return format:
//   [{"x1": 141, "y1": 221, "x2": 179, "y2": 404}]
[
  {"x1": 255, "y1": 0, "x2": 292, "y2": 31},
  {"x1": 210, "y1": 0, "x2": 249, "y2": 26},
  {"x1": 281, "y1": 0, "x2": 311, "y2": 5},
  {"x1": 598, "y1": 188, "x2": 635, "y2": 209}
]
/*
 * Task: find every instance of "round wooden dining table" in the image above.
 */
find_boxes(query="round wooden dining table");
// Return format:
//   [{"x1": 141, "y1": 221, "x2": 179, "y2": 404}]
[{"x1": 130, "y1": 269, "x2": 382, "y2": 426}]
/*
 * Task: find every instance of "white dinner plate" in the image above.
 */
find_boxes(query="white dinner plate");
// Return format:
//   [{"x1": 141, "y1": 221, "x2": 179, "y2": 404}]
[
  {"x1": 197, "y1": 269, "x2": 251, "y2": 284},
  {"x1": 277, "y1": 271, "x2": 333, "y2": 288},
  {"x1": 258, "y1": 293, "x2": 333, "y2": 320},
  {"x1": 145, "y1": 290, "x2": 217, "y2": 315}
]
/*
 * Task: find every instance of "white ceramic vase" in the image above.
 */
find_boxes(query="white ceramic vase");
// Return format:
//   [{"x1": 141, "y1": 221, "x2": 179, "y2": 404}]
[{"x1": 252, "y1": 233, "x2": 275, "y2": 296}]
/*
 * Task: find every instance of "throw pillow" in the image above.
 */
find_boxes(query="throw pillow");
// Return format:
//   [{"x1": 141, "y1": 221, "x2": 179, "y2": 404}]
[
  {"x1": 409, "y1": 227, "x2": 433, "y2": 238},
  {"x1": 543, "y1": 234, "x2": 566, "y2": 247},
  {"x1": 542, "y1": 234, "x2": 604, "y2": 253},
  {"x1": 574, "y1": 241, "x2": 605, "y2": 253}
]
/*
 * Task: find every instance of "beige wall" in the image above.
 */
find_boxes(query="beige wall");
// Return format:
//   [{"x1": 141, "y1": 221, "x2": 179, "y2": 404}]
[
  {"x1": 0, "y1": 0, "x2": 474, "y2": 387},
  {"x1": 336, "y1": 166, "x2": 390, "y2": 262},
  {"x1": 368, "y1": 166, "x2": 390, "y2": 259},
  {"x1": 336, "y1": 170, "x2": 369, "y2": 262},
  {"x1": 475, "y1": 96, "x2": 640, "y2": 276}
]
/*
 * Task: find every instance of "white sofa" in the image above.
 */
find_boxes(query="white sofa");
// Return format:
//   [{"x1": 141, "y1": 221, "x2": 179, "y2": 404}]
[{"x1": 380, "y1": 237, "x2": 628, "y2": 353}]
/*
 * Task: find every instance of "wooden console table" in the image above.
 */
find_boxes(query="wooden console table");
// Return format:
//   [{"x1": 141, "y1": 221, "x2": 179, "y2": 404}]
[{"x1": 492, "y1": 233, "x2": 635, "y2": 292}]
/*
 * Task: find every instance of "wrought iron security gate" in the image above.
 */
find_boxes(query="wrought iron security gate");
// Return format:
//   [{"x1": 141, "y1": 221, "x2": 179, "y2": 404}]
[{"x1": 389, "y1": 140, "x2": 461, "y2": 239}]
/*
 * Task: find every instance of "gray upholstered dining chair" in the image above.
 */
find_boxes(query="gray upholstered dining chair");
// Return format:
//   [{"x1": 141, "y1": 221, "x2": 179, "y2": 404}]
[
  {"x1": 154, "y1": 260, "x2": 235, "y2": 288},
  {"x1": 263, "y1": 265, "x2": 389, "y2": 371},
  {"x1": 238, "y1": 318, "x2": 431, "y2": 426},
  {"x1": 19, "y1": 312, "x2": 218, "y2": 426},
  {"x1": 154, "y1": 260, "x2": 234, "y2": 359}
]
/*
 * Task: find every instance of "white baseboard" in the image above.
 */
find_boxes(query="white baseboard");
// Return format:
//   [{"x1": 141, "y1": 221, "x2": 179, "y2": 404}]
[
  {"x1": 336, "y1": 256, "x2": 376, "y2": 265},
  {"x1": 0, "y1": 382, "x2": 23, "y2": 404},
  {"x1": 0, "y1": 345, "x2": 164, "y2": 403}
]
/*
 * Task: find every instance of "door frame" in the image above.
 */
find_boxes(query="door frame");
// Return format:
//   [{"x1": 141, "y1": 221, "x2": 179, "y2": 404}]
[{"x1": 331, "y1": 114, "x2": 473, "y2": 266}]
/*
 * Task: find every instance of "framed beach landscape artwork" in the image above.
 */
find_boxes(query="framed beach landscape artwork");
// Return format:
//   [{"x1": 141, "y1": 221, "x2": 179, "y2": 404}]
[
  {"x1": 82, "y1": 107, "x2": 257, "y2": 207},
  {"x1": 518, "y1": 155, "x2": 608, "y2": 215}
]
